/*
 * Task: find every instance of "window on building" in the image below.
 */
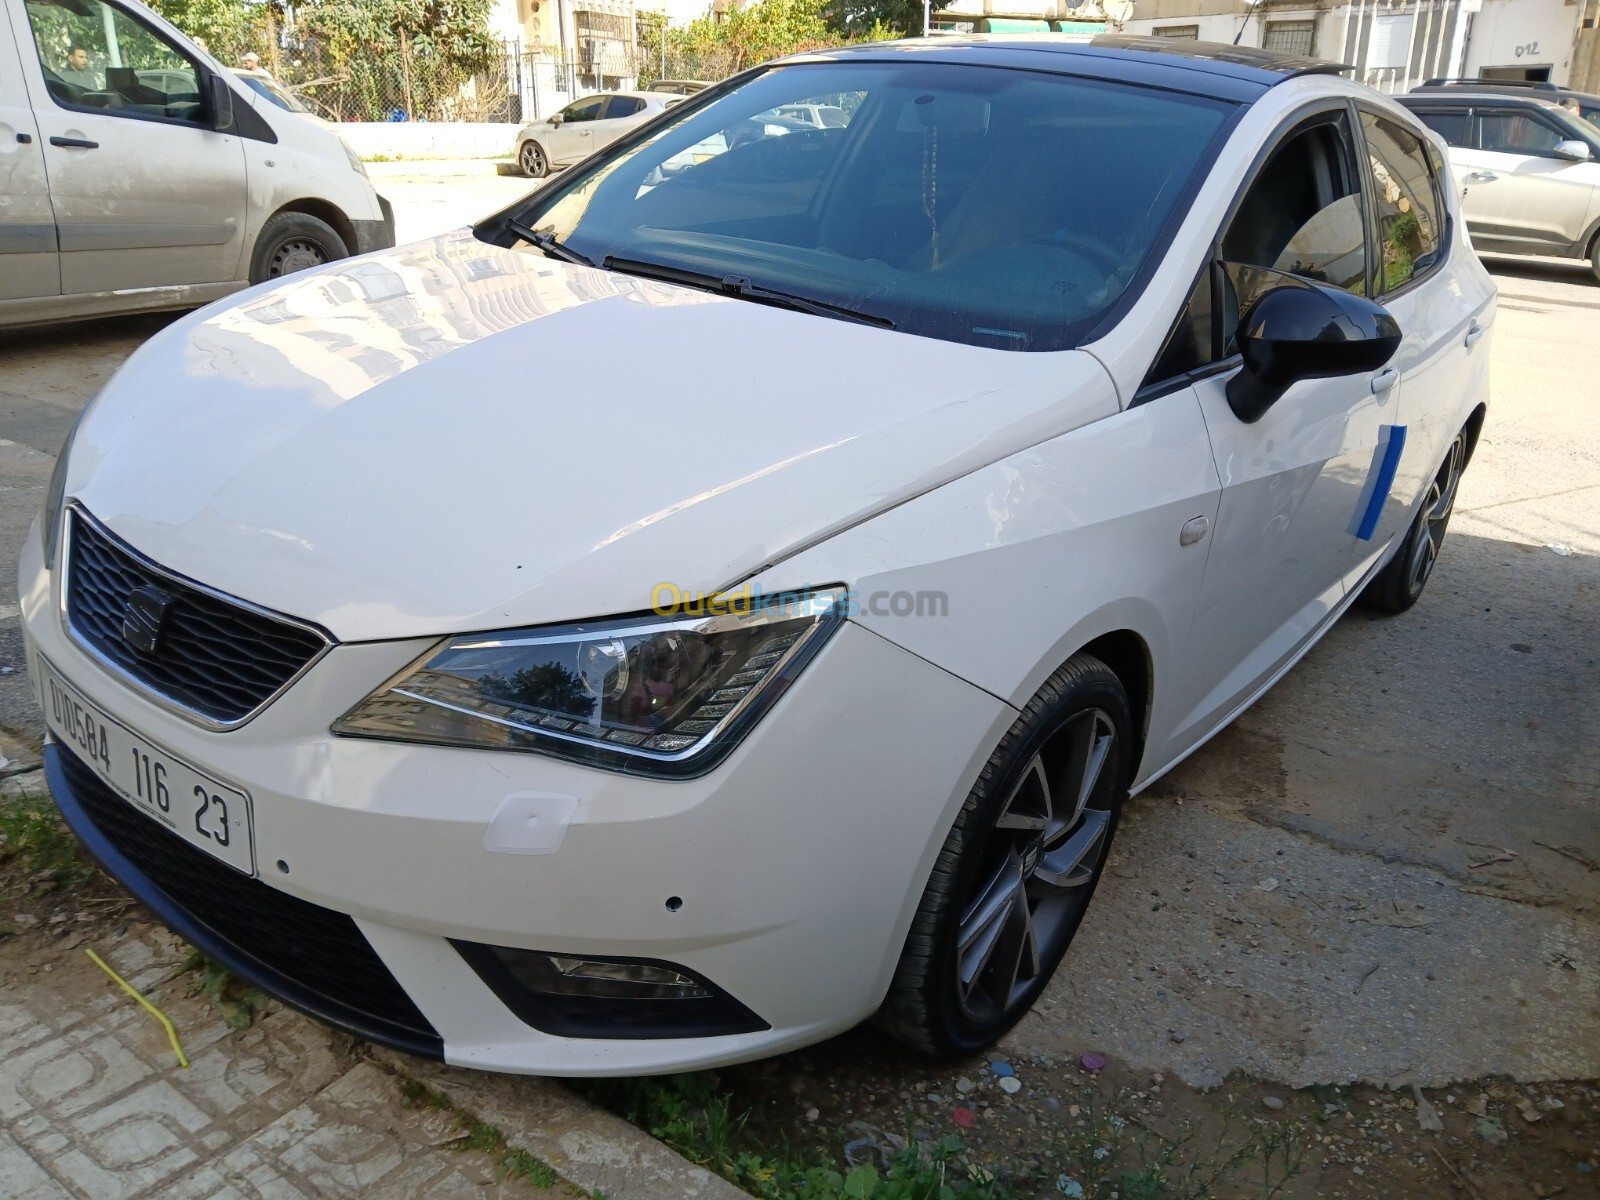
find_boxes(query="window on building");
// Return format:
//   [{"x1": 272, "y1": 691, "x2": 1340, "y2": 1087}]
[
  {"x1": 1262, "y1": 19, "x2": 1316, "y2": 57},
  {"x1": 1153, "y1": 24, "x2": 1199, "y2": 39},
  {"x1": 1361, "y1": 112, "x2": 1444, "y2": 292}
]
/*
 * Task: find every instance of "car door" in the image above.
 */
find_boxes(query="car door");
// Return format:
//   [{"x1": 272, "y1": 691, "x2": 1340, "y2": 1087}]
[
  {"x1": 547, "y1": 95, "x2": 604, "y2": 165},
  {"x1": 1457, "y1": 103, "x2": 1600, "y2": 251},
  {"x1": 1352, "y1": 106, "x2": 1488, "y2": 581},
  {"x1": 589, "y1": 94, "x2": 646, "y2": 153},
  {"x1": 1160, "y1": 107, "x2": 1402, "y2": 751},
  {"x1": 14, "y1": 0, "x2": 246, "y2": 294},
  {"x1": 0, "y1": 4, "x2": 58, "y2": 302}
]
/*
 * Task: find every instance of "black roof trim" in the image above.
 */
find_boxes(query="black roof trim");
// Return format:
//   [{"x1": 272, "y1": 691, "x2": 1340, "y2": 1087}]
[
  {"x1": 1395, "y1": 91, "x2": 1565, "y2": 109},
  {"x1": 791, "y1": 35, "x2": 1353, "y2": 103}
]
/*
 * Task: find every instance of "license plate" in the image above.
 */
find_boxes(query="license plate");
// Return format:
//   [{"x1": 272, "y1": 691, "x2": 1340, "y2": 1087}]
[{"x1": 40, "y1": 656, "x2": 256, "y2": 876}]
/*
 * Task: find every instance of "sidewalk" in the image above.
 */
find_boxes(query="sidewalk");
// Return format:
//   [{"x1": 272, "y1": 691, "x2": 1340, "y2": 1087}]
[{"x1": 0, "y1": 896, "x2": 741, "y2": 1199}]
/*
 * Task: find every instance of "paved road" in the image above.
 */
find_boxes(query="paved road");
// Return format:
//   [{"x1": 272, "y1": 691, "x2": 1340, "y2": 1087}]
[{"x1": 0, "y1": 177, "x2": 1595, "y2": 1094}]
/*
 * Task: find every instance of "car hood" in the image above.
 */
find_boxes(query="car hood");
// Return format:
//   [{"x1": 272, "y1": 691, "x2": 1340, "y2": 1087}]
[{"x1": 67, "y1": 230, "x2": 1118, "y2": 641}]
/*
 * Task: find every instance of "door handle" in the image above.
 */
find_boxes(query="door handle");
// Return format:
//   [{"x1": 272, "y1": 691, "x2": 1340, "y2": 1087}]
[
  {"x1": 1370, "y1": 367, "x2": 1399, "y2": 395},
  {"x1": 1464, "y1": 321, "x2": 1485, "y2": 348},
  {"x1": 48, "y1": 136, "x2": 98, "y2": 149},
  {"x1": 1464, "y1": 170, "x2": 1498, "y2": 183}
]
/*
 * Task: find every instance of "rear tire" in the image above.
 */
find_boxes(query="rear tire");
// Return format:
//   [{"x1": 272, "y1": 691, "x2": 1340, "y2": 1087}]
[
  {"x1": 249, "y1": 212, "x2": 348, "y2": 285},
  {"x1": 878, "y1": 654, "x2": 1132, "y2": 1058},
  {"x1": 1589, "y1": 237, "x2": 1600, "y2": 286},
  {"x1": 1360, "y1": 429, "x2": 1467, "y2": 614},
  {"x1": 519, "y1": 140, "x2": 549, "y2": 179}
]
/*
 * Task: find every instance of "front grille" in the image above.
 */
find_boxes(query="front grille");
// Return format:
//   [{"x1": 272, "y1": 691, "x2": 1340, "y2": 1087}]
[
  {"x1": 65, "y1": 508, "x2": 327, "y2": 725},
  {"x1": 55, "y1": 745, "x2": 441, "y2": 1055}
]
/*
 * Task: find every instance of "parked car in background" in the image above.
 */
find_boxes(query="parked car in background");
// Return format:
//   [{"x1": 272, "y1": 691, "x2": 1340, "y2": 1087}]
[
  {"x1": 768, "y1": 101, "x2": 851, "y2": 128},
  {"x1": 22, "y1": 36, "x2": 1493, "y2": 1076},
  {"x1": 646, "y1": 79, "x2": 712, "y2": 95},
  {"x1": 512, "y1": 91, "x2": 675, "y2": 177},
  {"x1": 0, "y1": 0, "x2": 392, "y2": 328},
  {"x1": 1397, "y1": 91, "x2": 1600, "y2": 282},
  {"x1": 1412, "y1": 77, "x2": 1600, "y2": 127},
  {"x1": 231, "y1": 66, "x2": 330, "y2": 124}
]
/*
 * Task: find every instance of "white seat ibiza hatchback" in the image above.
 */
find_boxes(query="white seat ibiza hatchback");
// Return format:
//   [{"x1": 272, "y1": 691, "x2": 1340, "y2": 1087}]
[{"x1": 19, "y1": 35, "x2": 1494, "y2": 1075}]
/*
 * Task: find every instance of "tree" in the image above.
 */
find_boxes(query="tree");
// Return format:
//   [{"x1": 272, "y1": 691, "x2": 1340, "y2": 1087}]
[{"x1": 146, "y1": 0, "x2": 267, "y2": 64}]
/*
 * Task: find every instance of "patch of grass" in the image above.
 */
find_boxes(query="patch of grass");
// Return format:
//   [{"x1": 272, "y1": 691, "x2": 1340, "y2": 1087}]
[
  {"x1": 0, "y1": 784, "x2": 90, "y2": 895},
  {"x1": 178, "y1": 949, "x2": 272, "y2": 1030},
  {"x1": 400, "y1": 1078, "x2": 562, "y2": 1188},
  {"x1": 580, "y1": 1074, "x2": 997, "y2": 1199},
  {"x1": 583, "y1": 1074, "x2": 1307, "y2": 1200},
  {"x1": 1044, "y1": 1088, "x2": 1306, "y2": 1200}
]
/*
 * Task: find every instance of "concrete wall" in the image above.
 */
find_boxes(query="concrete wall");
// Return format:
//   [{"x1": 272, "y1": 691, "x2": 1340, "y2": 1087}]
[
  {"x1": 338, "y1": 123, "x2": 523, "y2": 161},
  {"x1": 1463, "y1": 0, "x2": 1583, "y2": 83}
]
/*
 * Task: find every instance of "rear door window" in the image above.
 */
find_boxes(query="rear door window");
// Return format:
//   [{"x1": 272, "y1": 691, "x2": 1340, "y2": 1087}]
[
  {"x1": 1411, "y1": 109, "x2": 1470, "y2": 147},
  {"x1": 1360, "y1": 112, "x2": 1445, "y2": 293},
  {"x1": 605, "y1": 96, "x2": 645, "y2": 119}
]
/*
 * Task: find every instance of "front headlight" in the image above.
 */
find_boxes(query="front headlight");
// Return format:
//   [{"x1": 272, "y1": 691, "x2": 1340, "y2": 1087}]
[
  {"x1": 340, "y1": 138, "x2": 368, "y2": 178},
  {"x1": 333, "y1": 587, "x2": 845, "y2": 776},
  {"x1": 40, "y1": 412, "x2": 82, "y2": 570}
]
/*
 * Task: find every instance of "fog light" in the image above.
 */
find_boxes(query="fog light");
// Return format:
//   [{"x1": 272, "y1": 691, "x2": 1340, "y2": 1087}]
[{"x1": 452, "y1": 942, "x2": 768, "y2": 1039}]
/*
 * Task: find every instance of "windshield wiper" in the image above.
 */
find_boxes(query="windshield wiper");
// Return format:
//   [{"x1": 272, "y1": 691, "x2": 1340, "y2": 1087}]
[
  {"x1": 505, "y1": 218, "x2": 597, "y2": 268},
  {"x1": 602, "y1": 256, "x2": 895, "y2": 329}
]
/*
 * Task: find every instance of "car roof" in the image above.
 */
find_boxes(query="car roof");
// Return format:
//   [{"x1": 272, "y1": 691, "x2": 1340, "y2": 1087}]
[
  {"x1": 794, "y1": 33, "x2": 1352, "y2": 103},
  {"x1": 1396, "y1": 91, "x2": 1568, "y2": 111},
  {"x1": 1414, "y1": 78, "x2": 1600, "y2": 103},
  {"x1": 602, "y1": 90, "x2": 668, "y2": 102}
]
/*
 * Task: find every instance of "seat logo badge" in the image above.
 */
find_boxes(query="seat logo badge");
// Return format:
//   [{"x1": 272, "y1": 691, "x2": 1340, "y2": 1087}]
[{"x1": 122, "y1": 586, "x2": 174, "y2": 656}]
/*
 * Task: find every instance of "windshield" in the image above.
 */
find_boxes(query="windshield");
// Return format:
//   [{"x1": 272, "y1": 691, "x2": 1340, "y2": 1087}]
[
  {"x1": 238, "y1": 73, "x2": 311, "y2": 114},
  {"x1": 491, "y1": 60, "x2": 1234, "y2": 351}
]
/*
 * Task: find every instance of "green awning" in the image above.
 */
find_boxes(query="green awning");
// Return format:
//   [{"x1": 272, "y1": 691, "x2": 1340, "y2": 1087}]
[{"x1": 1051, "y1": 20, "x2": 1106, "y2": 31}]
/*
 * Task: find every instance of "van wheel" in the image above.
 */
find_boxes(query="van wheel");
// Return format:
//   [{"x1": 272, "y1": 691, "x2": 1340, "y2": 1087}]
[
  {"x1": 519, "y1": 140, "x2": 549, "y2": 179},
  {"x1": 249, "y1": 212, "x2": 348, "y2": 284},
  {"x1": 878, "y1": 654, "x2": 1131, "y2": 1057},
  {"x1": 1590, "y1": 237, "x2": 1600, "y2": 286}
]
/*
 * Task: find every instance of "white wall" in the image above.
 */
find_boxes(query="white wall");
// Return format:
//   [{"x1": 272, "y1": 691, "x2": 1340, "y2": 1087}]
[
  {"x1": 1463, "y1": 0, "x2": 1581, "y2": 82},
  {"x1": 339, "y1": 123, "x2": 524, "y2": 161}
]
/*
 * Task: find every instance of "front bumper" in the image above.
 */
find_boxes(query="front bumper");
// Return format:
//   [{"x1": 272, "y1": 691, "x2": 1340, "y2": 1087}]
[
  {"x1": 353, "y1": 195, "x2": 396, "y2": 254},
  {"x1": 18, "y1": 523, "x2": 1011, "y2": 1074}
]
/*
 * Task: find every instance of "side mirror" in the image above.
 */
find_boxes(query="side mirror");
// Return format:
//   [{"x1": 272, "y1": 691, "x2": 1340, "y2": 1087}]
[
  {"x1": 1227, "y1": 284, "x2": 1401, "y2": 423},
  {"x1": 548, "y1": 112, "x2": 564, "y2": 126},
  {"x1": 1553, "y1": 139, "x2": 1593, "y2": 162},
  {"x1": 209, "y1": 72, "x2": 233, "y2": 131}
]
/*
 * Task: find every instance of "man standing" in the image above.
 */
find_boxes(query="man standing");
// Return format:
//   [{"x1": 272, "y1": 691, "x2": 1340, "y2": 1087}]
[{"x1": 59, "y1": 46, "x2": 99, "y2": 90}]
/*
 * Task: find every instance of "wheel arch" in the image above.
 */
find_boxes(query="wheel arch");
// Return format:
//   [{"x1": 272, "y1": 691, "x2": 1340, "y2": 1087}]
[
  {"x1": 1075, "y1": 629, "x2": 1153, "y2": 777},
  {"x1": 1462, "y1": 401, "x2": 1489, "y2": 467},
  {"x1": 264, "y1": 199, "x2": 358, "y2": 257}
]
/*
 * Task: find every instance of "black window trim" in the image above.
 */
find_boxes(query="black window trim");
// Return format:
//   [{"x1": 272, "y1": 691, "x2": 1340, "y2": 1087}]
[
  {"x1": 1134, "y1": 99, "x2": 1363, "y2": 405},
  {"x1": 1353, "y1": 100, "x2": 1452, "y2": 303}
]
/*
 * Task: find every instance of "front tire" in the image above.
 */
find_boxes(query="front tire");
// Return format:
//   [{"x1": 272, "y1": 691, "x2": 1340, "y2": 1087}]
[
  {"x1": 248, "y1": 212, "x2": 348, "y2": 285},
  {"x1": 519, "y1": 140, "x2": 549, "y2": 179},
  {"x1": 1590, "y1": 237, "x2": 1600, "y2": 286},
  {"x1": 1361, "y1": 429, "x2": 1467, "y2": 614},
  {"x1": 879, "y1": 654, "x2": 1132, "y2": 1057}
]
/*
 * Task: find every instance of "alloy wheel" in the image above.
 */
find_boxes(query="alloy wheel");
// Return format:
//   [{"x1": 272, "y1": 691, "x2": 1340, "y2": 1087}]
[
  {"x1": 521, "y1": 142, "x2": 546, "y2": 177},
  {"x1": 954, "y1": 709, "x2": 1116, "y2": 1021},
  {"x1": 1407, "y1": 433, "x2": 1466, "y2": 595},
  {"x1": 267, "y1": 237, "x2": 330, "y2": 278}
]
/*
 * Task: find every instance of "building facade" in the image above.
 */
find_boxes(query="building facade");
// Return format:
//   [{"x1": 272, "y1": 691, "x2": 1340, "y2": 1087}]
[{"x1": 1120, "y1": 0, "x2": 1598, "y2": 93}]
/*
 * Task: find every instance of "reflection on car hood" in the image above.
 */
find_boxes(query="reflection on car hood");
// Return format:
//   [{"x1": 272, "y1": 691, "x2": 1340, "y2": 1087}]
[{"x1": 68, "y1": 229, "x2": 1117, "y2": 640}]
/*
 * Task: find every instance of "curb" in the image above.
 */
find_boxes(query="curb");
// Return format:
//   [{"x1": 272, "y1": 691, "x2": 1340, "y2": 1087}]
[
  {"x1": 370, "y1": 1047, "x2": 749, "y2": 1200},
  {"x1": 363, "y1": 158, "x2": 514, "y2": 177}
]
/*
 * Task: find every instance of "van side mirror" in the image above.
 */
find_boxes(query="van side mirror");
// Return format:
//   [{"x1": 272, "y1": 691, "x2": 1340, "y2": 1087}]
[
  {"x1": 209, "y1": 72, "x2": 233, "y2": 131},
  {"x1": 1554, "y1": 139, "x2": 1593, "y2": 162},
  {"x1": 1227, "y1": 284, "x2": 1401, "y2": 423}
]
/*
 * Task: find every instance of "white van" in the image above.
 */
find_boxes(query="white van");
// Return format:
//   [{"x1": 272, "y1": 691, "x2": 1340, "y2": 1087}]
[{"x1": 0, "y1": 0, "x2": 392, "y2": 328}]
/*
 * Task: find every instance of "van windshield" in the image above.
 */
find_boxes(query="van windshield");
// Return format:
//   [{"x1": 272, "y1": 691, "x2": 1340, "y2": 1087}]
[{"x1": 490, "y1": 61, "x2": 1234, "y2": 351}]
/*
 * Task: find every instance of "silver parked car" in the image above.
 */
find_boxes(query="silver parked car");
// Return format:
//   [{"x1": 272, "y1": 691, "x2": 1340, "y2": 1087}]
[
  {"x1": 1398, "y1": 91, "x2": 1600, "y2": 283},
  {"x1": 512, "y1": 91, "x2": 675, "y2": 178}
]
